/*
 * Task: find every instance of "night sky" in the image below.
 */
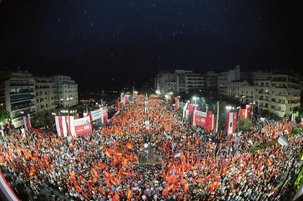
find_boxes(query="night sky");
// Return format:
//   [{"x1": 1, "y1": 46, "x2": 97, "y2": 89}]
[{"x1": 0, "y1": 0, "x2": 302, "y2": 90}]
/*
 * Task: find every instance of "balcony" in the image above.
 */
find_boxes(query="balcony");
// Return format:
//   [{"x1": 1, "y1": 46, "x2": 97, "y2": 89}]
[
  {"x1": 11, "y1": 94, "x2": 35, "y2": 102},
  {"x1": 10, "y1": 82, "x2": 34, "y2": 87},
  {"x1": 11, "y1": 103, "x2": 35, "y2": 111},
  {"x1": 12, "y1": 110, "x2": 36, "y2": 119},
  {"x1": 10, "y1": 89, "x2": 34, "y2": 95}
]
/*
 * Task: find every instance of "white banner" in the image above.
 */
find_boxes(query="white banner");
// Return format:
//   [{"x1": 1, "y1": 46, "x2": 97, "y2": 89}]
[{"x1": 91, "y1": 109, "x2": 102, "y2": 121}]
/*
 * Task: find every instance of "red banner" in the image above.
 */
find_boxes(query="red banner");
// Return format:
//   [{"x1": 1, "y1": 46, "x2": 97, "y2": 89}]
[
  {"x1": 240, "y1": 109, "x2": 247, "y2": 119},
  {"x1": 246, "y1": 104, "x2": 252, "y2": 119},
  {"x1": 121, "y1": 94, "x2": 126, "y2": 105},
  {"x1": 73, "y1": 116, "x2": 92, "y2": 137},
  {"x1": 115, "y1": 99, "x2": 120, "y2": 111},
  {"x1": 206, "y1": 111, "x2": 213, "y2": 131},
  {"x1": 188, "y1": 103, "x2": 194, "y2": 115},
  {"x1": 193, "y1": 110, "x2": 207, "y2": 127},
  {"x1": 175, "y1": 97, "x2": 179, "y2": 110}
]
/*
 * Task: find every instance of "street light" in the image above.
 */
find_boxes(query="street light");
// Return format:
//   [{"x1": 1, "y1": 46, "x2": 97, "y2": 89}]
[{"x1": 192, "y1": 96, "x2": 199, "y2": 107}]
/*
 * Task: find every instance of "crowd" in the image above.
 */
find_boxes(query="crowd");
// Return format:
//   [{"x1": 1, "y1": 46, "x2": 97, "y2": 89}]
[{"x1": 0, "y1": 94, "x2": 302, "y2": 200}]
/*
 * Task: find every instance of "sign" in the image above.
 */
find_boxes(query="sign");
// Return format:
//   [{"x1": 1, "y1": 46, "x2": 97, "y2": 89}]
[
  {"x1": 91, "y1": 109, "x2": 103, "y2": 121},
  {"x1": 73, "y1": 116, "x2": 92, "y2": 136},
  {"x1": 193, "y1": 110, "x2": 207, "y2": 127}
]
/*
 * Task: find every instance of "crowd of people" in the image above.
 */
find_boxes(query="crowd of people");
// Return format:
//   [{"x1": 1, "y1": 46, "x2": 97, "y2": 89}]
[{"x1": 0, "y1": 94, "x2": 302, "y2": 200}]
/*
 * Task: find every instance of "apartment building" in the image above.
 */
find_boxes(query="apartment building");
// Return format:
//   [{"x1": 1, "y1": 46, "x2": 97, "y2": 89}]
[
  {"x1": 52, "y1": 75, "x2": 78, "y2": 108},
  {"x1": 254, "y1": 73, "x2": 301, "y2": 117},
  {"x1": 2, "y1": 71, "x2": 36, "y2": 128},
  {"x1": 155, "y1": 71, "x2": 177, "y2": 94},
  {"x1": 226, "y1": 81, "x2": 255, "y2": 102},
  {"x1": 155, "y1": 70, "x2": 205, "y2": 95},
  {"x1": 217, "y1": 65, "x2": 241, "y2": 96},
  {"x1": 35, "y1": 77, "x2": 56, "y2": 112},
  {"x1": 184, "y1": 72, "x2": 205, "y2": 94},
  {"x1": 204, "y1": 71, "x2": 218, "y2": 88}
]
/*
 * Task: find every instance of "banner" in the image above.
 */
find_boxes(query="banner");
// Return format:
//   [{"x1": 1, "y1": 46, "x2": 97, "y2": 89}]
[
  {"x1": 115, "y1": 99, "x2": 120, "y2": 111},
  {"x1": 188, "y1": 103, "x2": 194, "y2": 115},
  {"x1": 206, "y1": 111, "x2": 214, "y2": 132},
  {"x1": 183, "y1": 101, "x2": 189, "y2": 119},
  {"x1": 66, "y1": 116, "x2": 76, "y2": 137},
  {"x1": 0, "y1": 171, "x2": 20, "y2": 201},
  {"x1": 90, "y1": 109, "x2": 103, "y2": 121},
  {"x1": 193, "y1": 110, "x2": 207, "y2": 127},
  {"x1": 55, "y1": 116, "x2": 68, "y2": 137},
  {"x1": 175, "y1": 97, "x2": 179, "y2": 110},
  {"x1": 226, "y1": 112, "x2": 237, "y2": 134},
  {"x1": 240, "y1": 109, "x2": 247, "y2": 119},
  {"x1": 101, "y1": 107, "x2": 108, "y2": 125},
  {"x1": 23, "y1": 114, "x2": 31, "y2": 132},
  {"x1": 121, "y1": 93, "x2": 126, "y2": 105},
  {"x1": 246, "y1": 104, "x2": 253, "y2": 119},
  {"x1": 73, "y1": 116, "x2": 92, "y2": 137},
  {"x1": 239, "y1": 104, "x2": 253, "y2": 120}
]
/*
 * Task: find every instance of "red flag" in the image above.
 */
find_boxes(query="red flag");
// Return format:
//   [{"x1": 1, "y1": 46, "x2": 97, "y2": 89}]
[{"x1": 162, "y1": 186, "x2": 169, "y2": 196}]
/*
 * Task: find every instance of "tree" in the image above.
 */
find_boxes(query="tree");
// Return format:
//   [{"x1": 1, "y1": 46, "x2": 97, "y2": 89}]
[
  {"x1": 239, "y1": 118, "x2": 252, "y2": 132},
  {"x1": 0, "y1": 105, "x2": 9, "y2": 126},
  {"x1": 31, "y1": 111, "x2": 54, "y2": 129}
]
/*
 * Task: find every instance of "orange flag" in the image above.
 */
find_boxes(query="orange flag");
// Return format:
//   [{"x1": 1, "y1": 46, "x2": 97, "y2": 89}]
[
  {"x1": 126, "y1": 143, "x2": 133, "y2": 149},
  {"x1": 105, "y1": 150, "x2": 111, "y2": 158},
  {"x1": 112, "y1": 193, "x2": 119, "y2": 201},
  {"x1": 127, "y1": 188, "x2": 132, "y2": 200}
]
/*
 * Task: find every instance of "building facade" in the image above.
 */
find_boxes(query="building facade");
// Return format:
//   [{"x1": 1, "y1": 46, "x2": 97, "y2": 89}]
[
  {"x1": 204, "y1": 71, "x2": 218, "y2": 88},
  {"x1": 155, "y1": 71, "x2": 177, "y2": 94},
  {"x1": 226, "y1": 81, "x2": 255, "y2": 102},
  {"x1": 254, "y1": 73, "x2": 301, "y2": 117},
  {"x1": 2, "y1": 71, "x2": 36, "y2": 128},
  {"x1": 35, "y1": 77, "x2": 56, "y2": 112},
  {"x1": 155, "y1": 70, "x2": 206, "y2": 95},
  {"x1": 52, "y1": 75, "x2": 78, "y2": 108},
  {"x1": 217, "y1": 65, "x2": 241, "y2": 96}
]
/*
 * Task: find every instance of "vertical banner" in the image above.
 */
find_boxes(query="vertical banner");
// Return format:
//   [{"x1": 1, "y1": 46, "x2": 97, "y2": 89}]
[
  {"x1": 175, "y1": 97, "x2": 179, "y2": 110},
  {"x1": 55, "y1": 116, "x2": 68, "y2": 137},
  {"x1": 101, "y1": 107, "x2": 108, "y2": 125},
  {"x1": 170, "y1": 95, "x2": 174, "y2": 104},
  {"x1": 187, "y1": 103, "x2": 194, "y2": 115},
  {"x1": 121, "y1": 94, "x2": 126, "y2": 105},
  {"x1": 246, "y1": 104, "x2": 253, "y2": 120},
  {"x1": 115, "y1": 99, "x2": 120, "y2": 111},
  {"x1": 240, "y1": 108, "x2": 247, "y2": 119},
  {"x1": 226, "y1": 112, "x2": 237, "y2": 134},
  {"x1": 206, "y1": 111, "x2": 213, "y2": 131},
  {"x1": 7, "y1": 119, "x2": 12, "y2": 131},
  {"x1": 66, "y1": 116, "x2": 77, "y2": 137},
  {"x1": 23, "y1": 114, "x2": 31, "y2": 132},
  {"x1": 183, "y1": 101, "x2": 189, "y2": 119},
  {"x1": 73, "y1": 116, "x2": 92, "y2": 136}
]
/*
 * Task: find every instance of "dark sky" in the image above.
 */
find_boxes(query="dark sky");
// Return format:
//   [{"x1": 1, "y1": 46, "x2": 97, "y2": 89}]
[{"x1": 0, "y1": 0, "x2": 302, "y2": 90}]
